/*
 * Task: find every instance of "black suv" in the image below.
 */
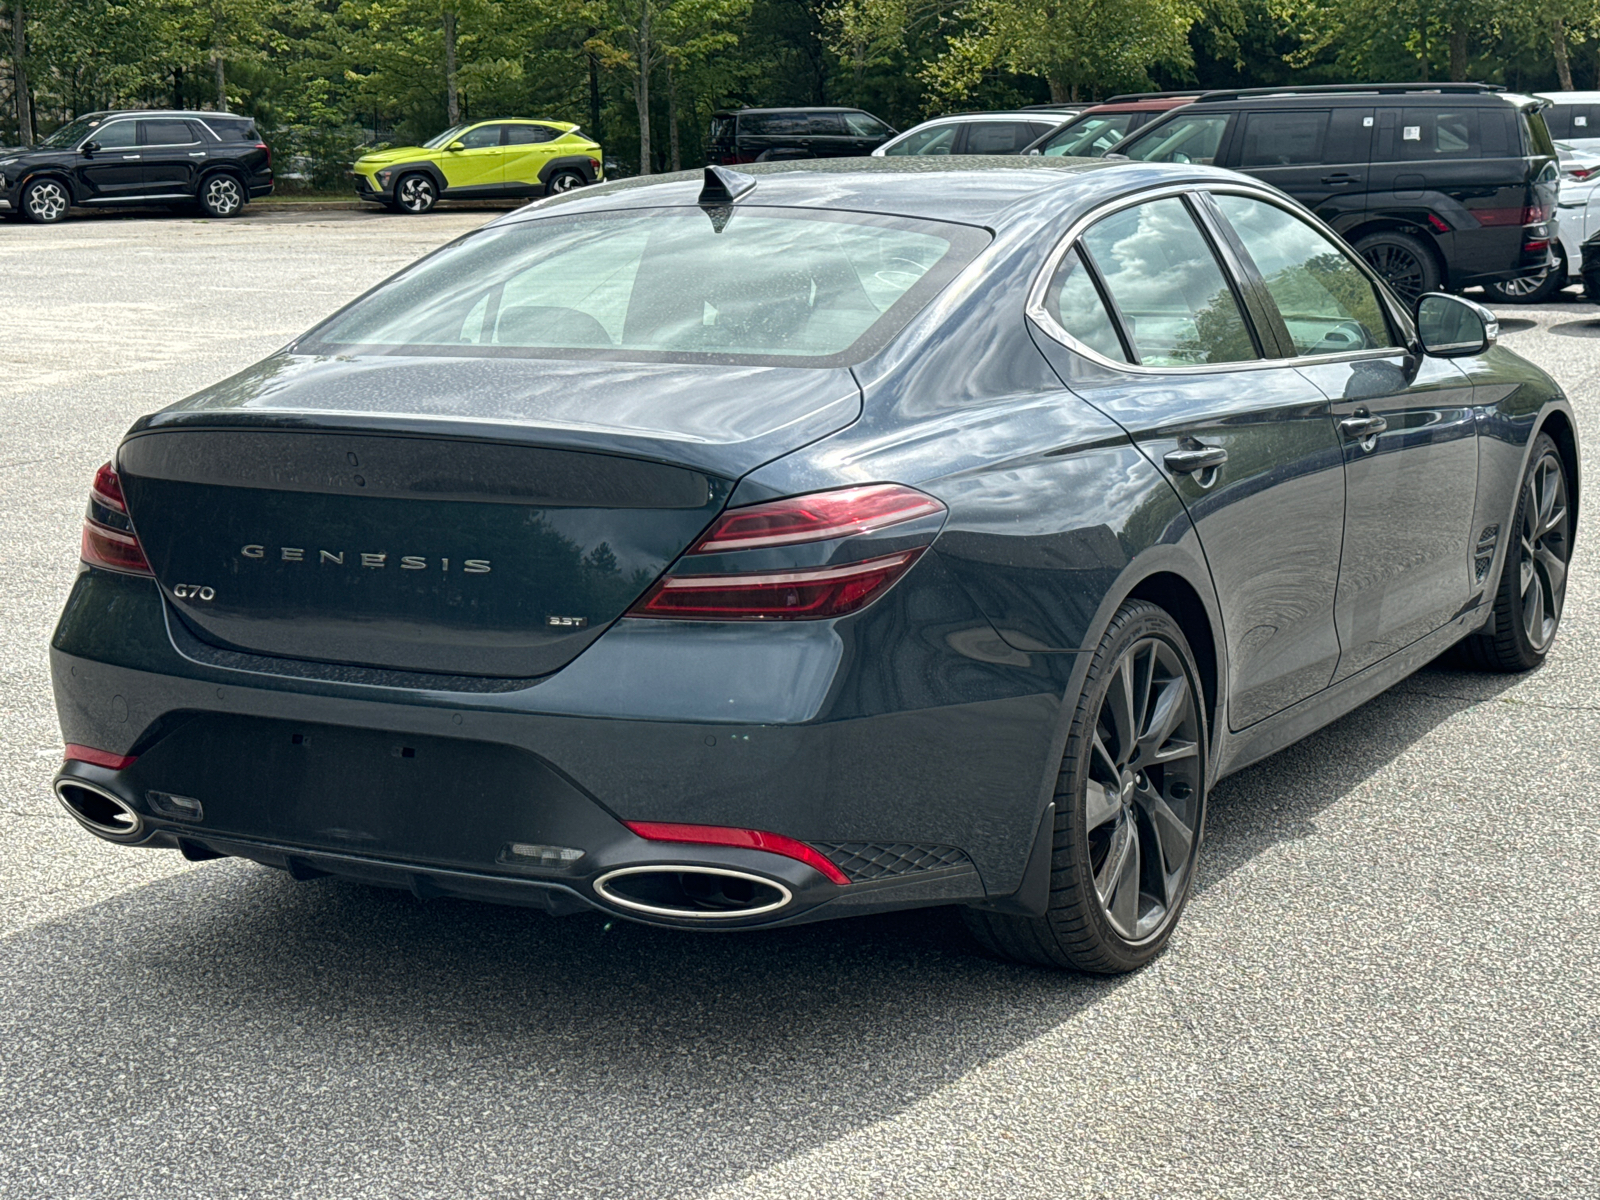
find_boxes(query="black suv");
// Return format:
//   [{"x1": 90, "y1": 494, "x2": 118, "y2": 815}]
[
  {"x1": 0, "y1": 110, "x2": 272, "y2": 223},
  {"x1": 1111, "y1": 84, "x2": 1558, "y2": 303},
  {"x1": 707, "y1": 108, "x2": 897, "y2": 165}
]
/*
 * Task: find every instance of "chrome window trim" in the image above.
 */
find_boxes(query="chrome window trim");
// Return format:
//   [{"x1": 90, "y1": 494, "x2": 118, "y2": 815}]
[
  {"x1": 76, "y1": 117, "x2": 137, "y2": 150},
  {"x1": 1027, "y1": 178, "x2": 1417, "y2": 376}
]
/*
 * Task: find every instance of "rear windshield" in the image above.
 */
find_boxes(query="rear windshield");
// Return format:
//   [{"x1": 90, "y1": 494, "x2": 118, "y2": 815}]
[{"x1": 300, "y1": 206, "x2": 988, "y2": 367}]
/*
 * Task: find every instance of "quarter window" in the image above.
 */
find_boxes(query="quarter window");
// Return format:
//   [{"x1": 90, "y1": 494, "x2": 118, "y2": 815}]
[
  {"x1": 1212, "y1": 194, "x2": 1397, "y2": 356},
  {"x1": 1044, "y1": 247, "x2": 1128, "y2": 362},
  {"x1": 1040, "y1": 114, "x2": 1134, "y2": 157},
  {"x1": 1078, "y1": 197, "x2": 1258, "y2": 367},
  {"x1": 844, "y1": 112, "x2": 891, "y2": 138}
]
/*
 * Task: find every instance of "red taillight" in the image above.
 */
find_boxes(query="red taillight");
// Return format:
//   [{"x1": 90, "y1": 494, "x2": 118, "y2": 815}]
[
  {"x1": 625, "y1": 821, "x2": 851, "y2": 885},
  {"x1": 630, "y1": 550, "x2": 923, "y2": 620},
  {"x1": 91, "y1": 461, "x2": 127, "y2": 512},
  {"x1": 1567, "y1": 166, "x2": 1593, "y2": 181},
  {"x1": 64, "y1": 744, "x2": 138, "y2": 770},
  {"x1": 81, "y1": 462, "x2": 152, "y2": 575},
  {"x1": 257, "y1": 141, "x2": 270, "y2": 169},
  {"x1": 693, "y1": 484, "x2": 944, "y2": 552},
  {"x1": 1476, "y1": 205, "x2": 1553, "y2": 226},
  {"x1": 627, "y1": 484, "x2": 944, "y2": 621}
]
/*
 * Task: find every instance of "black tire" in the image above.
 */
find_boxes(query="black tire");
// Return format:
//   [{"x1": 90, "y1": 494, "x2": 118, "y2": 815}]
[
  {"x1": 1457, "y1": 434, "x2": 1572, "y2": 671},
  {"x1": 1355, "y1": 230, "x2": 1441, "y2": 305},
  {"x1": 20, "y1": 177, "x2": 71, "y2": 223},
  {"x1": 963, "y1": 599, "x2": 1208, "y2": 973},
  {"x1": 1483, "y1": 252, "x2": 1567, "y2": 304},
  {"x1": 197, "y1": 173, "x2": 246, "y2": 218},
  {"x1": 393, "y1": 172, "x2": 438, "y2": 214},
  {"x1": 545, "y1": 169, "x2": 587, "y2": 196}
]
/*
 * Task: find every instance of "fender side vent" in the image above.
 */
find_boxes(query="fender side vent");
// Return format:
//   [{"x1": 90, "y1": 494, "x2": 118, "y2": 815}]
[
  {"x1": 1474, "y1": 524, "x2": 1500, "y2": 582},
  {"x1": 813, "y1": 842, "x2": 972, "y2": 883}
]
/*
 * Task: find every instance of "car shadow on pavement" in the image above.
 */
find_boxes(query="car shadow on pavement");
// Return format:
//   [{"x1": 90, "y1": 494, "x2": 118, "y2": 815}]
[{"x1": 0, "y1": 658, "x2": 1526, "y2": 1197}]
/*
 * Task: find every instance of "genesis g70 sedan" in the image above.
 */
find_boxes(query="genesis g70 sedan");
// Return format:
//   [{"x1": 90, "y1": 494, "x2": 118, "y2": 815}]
[{"x1": 50, "y1": 158, "x2": 1577, "y2": 972}]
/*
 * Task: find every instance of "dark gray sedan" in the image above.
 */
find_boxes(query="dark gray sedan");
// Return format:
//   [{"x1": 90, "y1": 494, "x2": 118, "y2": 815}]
[{"x1": 49, "y1": 158, "x2": 1576, "y2": 973}]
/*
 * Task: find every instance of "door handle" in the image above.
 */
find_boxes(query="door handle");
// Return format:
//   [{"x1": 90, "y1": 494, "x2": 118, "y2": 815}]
[
  {"x1": 120, "y1": 155, "x2": 141, "y2": 160},
  {"x1": 1164, "y1": 445, "x2": 1229, "y2": 474},
  {"x1": 1339, "y1": 415, "x2": 1388, "y2": 439},
  {"x1": 1321, "y1": 173, "x2": 1359, "y2": 184},
  {"x1": 188, "y1": 152, "x2": 206, "y2": 157}
]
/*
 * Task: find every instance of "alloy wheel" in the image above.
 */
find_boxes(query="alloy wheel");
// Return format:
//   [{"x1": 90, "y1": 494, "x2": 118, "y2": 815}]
[
  {"x1": 1362, "y1": 243, "x2": 1426, "y2": 304},
  {"x1": 1498, "y1": 270, "x2": 1550, "y2": 298},
  {"x1": 1518, "y1": 450, "x2": 1571, "y2": 651},
  {"x1": 549, "y1": 171, "x2": 585, "y2": 194},
  {"x1": 1086, "y1": 636, "x2": 1203, "y2": 942},
  {"x1": 25, "y1": 180, "x2": 69, "y2": 222},
  {"x1": 397, "y1": 176, "x2": 436, "y2": 213},
  {"x1": 204, "y1": 176, "x2": 243, "y2": 216}
]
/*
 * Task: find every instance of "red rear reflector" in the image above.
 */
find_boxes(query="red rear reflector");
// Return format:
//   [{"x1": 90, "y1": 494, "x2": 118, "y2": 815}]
[
  {"x1": 628, "y1": 549, "x2": 923, "y2": 620},
  {"x1": 64, "y1": 744, "x2": 137, "y2": 770},
  {"x1": 693, "y1": 484, "x2": 945, "y2": 552},
  {"x1": 1426, "y1": 214, "x2": 1451, "y2": 233},
  {"x1": 625, "y1": 821, "x2": 851, "y2": 885}
]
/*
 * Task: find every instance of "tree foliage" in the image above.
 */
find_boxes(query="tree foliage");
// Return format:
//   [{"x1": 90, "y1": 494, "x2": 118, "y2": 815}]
[{"x1": 4, "y1": 0, "x2": 1599, "y2": 176}]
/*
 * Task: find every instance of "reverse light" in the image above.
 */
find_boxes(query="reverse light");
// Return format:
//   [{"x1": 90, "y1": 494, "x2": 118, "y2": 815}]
[
  {"x1": 691, "y1": 484, "x2": 945, "y2": 553},
  {"x1": 625, "y1": 821, "x2": 851, "y2": 885},
  {"x1": 81, "y1": 462, "x2": 152, "y2": 575}
]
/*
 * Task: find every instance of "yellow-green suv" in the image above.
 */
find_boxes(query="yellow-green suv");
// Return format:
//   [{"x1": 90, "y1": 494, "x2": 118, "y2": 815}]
[{"x1": 352, "y1": 119, "x2": 603, "y2": 213}]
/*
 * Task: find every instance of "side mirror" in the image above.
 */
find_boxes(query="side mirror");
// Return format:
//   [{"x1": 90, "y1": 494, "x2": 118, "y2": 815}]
[
  {"x1": 81, "y1": 141, "x2": 99, "y2": 155},
  {"x1": 1416, "y1": 293, "x2": 1497, "y2": 357},
  {"x1": 446, "y1": 141, "x2": 465, "y2": 152},
  {"x1": 1027, "y1": 148, "x2": 1042, "y2": 157}
]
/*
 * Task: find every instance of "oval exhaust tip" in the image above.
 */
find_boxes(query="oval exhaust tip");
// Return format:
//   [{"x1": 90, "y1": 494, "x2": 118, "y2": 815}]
[
  {"x1": 594, "y1": 866, "x2": 792, "y2": 919},
  {"x1": 54, "y1": 779, "x2": 144, "y2": 841}
]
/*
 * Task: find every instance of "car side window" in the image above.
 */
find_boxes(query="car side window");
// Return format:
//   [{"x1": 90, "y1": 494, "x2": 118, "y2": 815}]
[
  {"x1": 807, "y1": 114, "x2": 846, "y2": 135},
  {"x1": 92, "y1": 121, "x2": 138, "y2": 149},
  {"x1": 1212, "y1": 193, "x2": 1397, "y2": 356},
  {"x1": 1376, "y1": 107, "x2": 1481, "y2": 161},
  {"x1": 458, "y1": 125, "x2": 503, "y2": 149},
  {"x1": 966, "y1": 122, "x2": 1034, "y2": 154},
  {"x1": 1122, "y1": 114, "x2": 1229, "y2": 164},
  {"x1": 1078, "y1": 197, "x2": 1258, "y2": 367},
  {"x1": 1042, "y1": 247, "x2": 1128, "y2": 363},
  {"x1": 1041, "y1": 115, "x2": 1132, "y2": 157},
  {"x1": 1236, "y1": 110, "x2": 1328, "y2": 167},
  {"x1": 885, "y1": 125, "x2": 958, "y2": 156},
  {"x1": 505, "y1": 125, "x2": 556, "y2": 145},
  {"x1": 138, "y1": 119, "x2": 198, "y2": 146}
]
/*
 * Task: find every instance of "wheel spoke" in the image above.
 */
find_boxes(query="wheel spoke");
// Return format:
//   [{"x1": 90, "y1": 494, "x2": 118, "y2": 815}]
[
  {"x1": 1536, "y1": 544, "x2": 1567, "y2": 607},
  {"x1": 1108, "y1": 655, "x2": 1138, "y2": 765},
  {"x1": 1524, "y1": 575, "x2": 1546, "y2": 641},
  {"x1": 1091, "y1": 734, "x2": 1120, "y2": 785},
  {"x1": 1147, "y1": 738, "x2": 1199, "y2": 765},
  {"x1": 1084, "y1": 778, "x2": 1121, "y2": 833},
  {"x1": 1137, "y1": 674, "x2": 1190, "y2": 760},
  {"x1": 1098, "y1": 815, "x2": 1140, "y2": 936},
  {"x1": 1137, "y1": 789, "x2": 1194, "y2": 874}
]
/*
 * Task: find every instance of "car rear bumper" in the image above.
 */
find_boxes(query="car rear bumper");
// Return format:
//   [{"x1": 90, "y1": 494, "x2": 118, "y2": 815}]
[{"x1": 50, "y1": 567, "x2": 1063, "y2": 928}]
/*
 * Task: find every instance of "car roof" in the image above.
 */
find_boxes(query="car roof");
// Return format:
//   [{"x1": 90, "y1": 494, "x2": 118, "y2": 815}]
[
  {"x1": 1535, "y1": 91, "x2": 1600, "y2": 102},
  {"x1": 714, "y1": 107, "x2": 874, "y2": 116},
  {"x1": 467, "y1": 118, "x2": 574, "y2": 126},
  {"x1": 506, "y1": 156, "x2": 1230, "y2": 229},
  {"x1": 902, "y1": 112, "x2": 1073, "y2": 126}
]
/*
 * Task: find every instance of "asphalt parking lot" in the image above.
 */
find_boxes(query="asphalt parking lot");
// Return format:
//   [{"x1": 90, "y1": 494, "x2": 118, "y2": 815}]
[{"x1": 1, "y1": 208, "x2": 1596, "y2": 1199}]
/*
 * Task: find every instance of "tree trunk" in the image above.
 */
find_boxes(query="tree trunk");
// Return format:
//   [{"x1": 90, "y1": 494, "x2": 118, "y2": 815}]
[
  {"x1": 586, "y1": 29, "x2": 601, "y2": 142},
  {"x1": 443, "y1": 10, "x2": 459, "y2": 125},
  {"x1": 1046, "y1": 69, "x2": 1069, "y2": 105},
  {"x1": 172, "y1": 65, "x2": 184, "y2": 110},
  {"x1": 212, "y1": 3, "x2": 227, "y2": 110},
  {"x1": 13, "y1": 0, "x2": 32, "y2": 145},
  {"x1": 667, "y1": 59, "x2": 679, "y2": 172},
  {"x1": 1418, "y1": 11, "x2": 1428, "y2": 82},
  {"x1": 635, "y1": 2, "x2": 651, "y2": 175},
  {"x1": 1553, "y1": 18, "x2": 1575, "y2": 90},
  {"x1": 1448, "y1": 18, "x2": 1468, "y2": 82}
]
